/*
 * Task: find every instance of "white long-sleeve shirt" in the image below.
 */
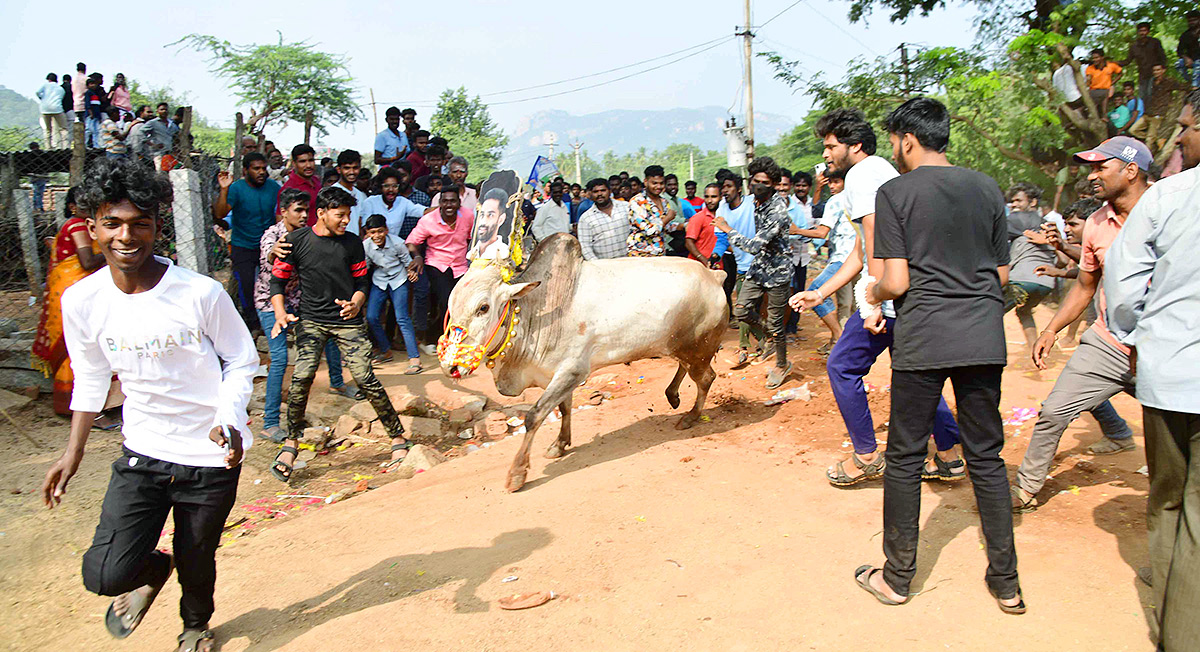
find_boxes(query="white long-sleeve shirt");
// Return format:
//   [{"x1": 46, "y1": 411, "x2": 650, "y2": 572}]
[{"x1": 63, "y1": 258, "x2": 259, "y2": 467}]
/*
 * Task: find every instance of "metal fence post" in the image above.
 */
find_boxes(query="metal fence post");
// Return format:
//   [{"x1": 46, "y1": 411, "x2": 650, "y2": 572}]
[{"x1": 170, "y1": 168, "x2": 209, "y2": 276}]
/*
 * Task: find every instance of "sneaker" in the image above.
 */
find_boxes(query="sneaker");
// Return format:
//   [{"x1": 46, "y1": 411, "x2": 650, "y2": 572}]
[{"x1": 420, "y1": 344, "x2": 437, "y2": 356}]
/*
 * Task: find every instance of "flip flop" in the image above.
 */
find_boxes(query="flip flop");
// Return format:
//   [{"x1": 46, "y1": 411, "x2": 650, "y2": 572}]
[
  {"x1": 404, "y1": 362, "x2": 423, "y2": 375},
  {"x1": 105, "y1": 581, "x2": 165, "y2": 638},
  {"x1": 854, "y1": 565, "x2": 910, "y2": 606},
  {"x1": 990, "y1": 587, "x2": 1026, "y2": 615},
  {"x1": 176, "y1": 629, "x2": 214, "y2": 652},
  {"x1": 765, "y1": 362, "x2": 793, "y2": 390}
]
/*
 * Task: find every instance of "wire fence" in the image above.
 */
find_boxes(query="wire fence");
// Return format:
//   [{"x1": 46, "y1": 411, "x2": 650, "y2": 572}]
[{"x1": 0, "y1": 122, "x2": 231, "y2": 384}]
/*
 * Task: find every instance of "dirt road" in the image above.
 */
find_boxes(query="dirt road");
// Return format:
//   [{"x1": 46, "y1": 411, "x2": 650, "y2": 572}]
[{"x1": 0, "y1": 307, "x2": 1155, "y2": 651}]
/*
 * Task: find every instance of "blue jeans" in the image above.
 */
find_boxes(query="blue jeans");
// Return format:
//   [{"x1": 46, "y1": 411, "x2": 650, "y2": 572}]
[
  {"x1": 1177, "y1": 58, "x2": 1200, "y2": 89},
  {"x1": 31, "y1": 177, "x2": 46, "y2": 212},
  {"x1": 827, "y1": 312, "x2": 961, "y2": 454},
  {"x1": 806, "y1": 260, "x2": 843, "y2": 319},
  {"x1": 85, "y1": 116, "x2": 101, "y2": 148},
  {"x1": 366, "y1": 283, "x2": 419, "y2": 359},
  {"x1": 257, "y1": 310, "x2": 346, "y2": 429}
]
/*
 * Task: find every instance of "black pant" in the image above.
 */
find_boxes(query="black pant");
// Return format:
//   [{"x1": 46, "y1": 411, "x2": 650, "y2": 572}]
[
  {"x1": 721, "y1": 253, "x2": 738, "y2": 315},
  {"x1": 883, "y1": 365, "x2": 1019, "y2": 598},
  {"x1": 82, "y1": 448, "x2": 240, "y2": 630},
  {"x1": 229, "y1": 245, "x2": 259, "y2": 329},
  {"x1": 427, "y1": 266, "x2": 460, "y2": 341}
]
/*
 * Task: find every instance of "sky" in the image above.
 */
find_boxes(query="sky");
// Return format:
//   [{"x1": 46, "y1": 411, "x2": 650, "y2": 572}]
[{"x1": 2, "y1": 0, "x2": 981, "y2": 162}]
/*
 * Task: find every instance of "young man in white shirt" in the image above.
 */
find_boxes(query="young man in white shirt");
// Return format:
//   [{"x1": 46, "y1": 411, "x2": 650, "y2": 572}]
[
  {"x1": 329, "y1": 149, "x2": 369, "y2": 235},
  {"x1": 41, "y1": 158, "x2": 258, "y2": 652},
  {"x1": 795, "y1": 108, "x2": 963, "y2": 487}
]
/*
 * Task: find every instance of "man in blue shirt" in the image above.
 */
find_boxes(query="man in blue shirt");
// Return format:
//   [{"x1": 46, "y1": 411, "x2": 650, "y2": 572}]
[
  {"x1": 214, "y1": 152, "x2": 281, "y2": 331},
  {"x1": 710, "y1": 171, "x2": 765, "y2": 365},
  {"x1": 374, "y1": 106, "x2": 409, "y2": 168}
]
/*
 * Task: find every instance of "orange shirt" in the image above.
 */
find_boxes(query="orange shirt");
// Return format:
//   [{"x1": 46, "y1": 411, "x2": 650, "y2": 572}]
[
  {"x1": 1079, "y1": 203, "x2": 1129, "y2": 354},
  {"x1": 1085, "y1": 61, "x2": 1122, "y2": 90}
]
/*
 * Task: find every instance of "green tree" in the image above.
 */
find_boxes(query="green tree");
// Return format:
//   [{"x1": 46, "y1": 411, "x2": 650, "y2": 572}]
[
  {"x1": 173, "y1": 33, "x2": 362, "y2": 139},
  {"x1": 430, "y1": 88, "x2": 509, "y2": 179},
  {"x1": 760, "y1": 0, "x2": 1194, "y2": 191}
]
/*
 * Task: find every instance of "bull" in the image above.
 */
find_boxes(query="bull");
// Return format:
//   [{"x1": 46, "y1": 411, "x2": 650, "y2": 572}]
[{"x1": 438, "y1": 235, "x2": 727, "y2": 492}]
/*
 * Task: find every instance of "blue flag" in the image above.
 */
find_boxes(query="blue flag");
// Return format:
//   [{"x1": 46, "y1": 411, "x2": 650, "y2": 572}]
[{"x1": 527, "y1": 155, "x2": 561, "y2": 187}]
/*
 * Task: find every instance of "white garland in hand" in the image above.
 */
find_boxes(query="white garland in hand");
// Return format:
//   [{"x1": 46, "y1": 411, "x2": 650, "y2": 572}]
[{"x1": 855, "y1": 274, "x2": 882, "y2": 321}]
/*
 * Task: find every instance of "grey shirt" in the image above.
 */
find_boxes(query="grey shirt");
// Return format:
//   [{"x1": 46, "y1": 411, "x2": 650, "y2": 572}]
[
  {"x1": 141, "y1": 118, "x2": 175, "y2": 155},
  {"x1": 1105, "y1": 167, "x2": 1200, "y2": 413},
  {"x1": 1007, "y1": 210, "x2": 1055, "y2": 289},
  {"x1": 363, "y1": 234, "x2": 414, "y2": 291}
]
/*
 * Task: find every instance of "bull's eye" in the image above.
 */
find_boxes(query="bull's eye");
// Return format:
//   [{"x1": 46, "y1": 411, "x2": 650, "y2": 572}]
[{"x1": 478, "y1": 303, "x2": 490, "y2": 315}]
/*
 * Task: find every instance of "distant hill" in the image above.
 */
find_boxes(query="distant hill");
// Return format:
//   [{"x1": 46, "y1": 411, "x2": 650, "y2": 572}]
[
  {"x1": 0, "y1": 86, "x2": 41, "y2": 131},
  {"x1": 503, "y1": 106, "x2": 795, "y2": 166}
]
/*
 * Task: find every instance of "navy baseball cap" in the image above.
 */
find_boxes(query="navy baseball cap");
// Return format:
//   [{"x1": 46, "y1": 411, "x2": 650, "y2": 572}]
[{"x1": 1072, "y1": 136, "x2": 1152, "y2": 171}]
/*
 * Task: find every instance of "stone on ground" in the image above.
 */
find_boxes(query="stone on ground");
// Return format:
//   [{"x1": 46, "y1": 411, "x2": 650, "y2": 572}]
[
  {"x1": 333, "y1": 414, "x2": 365, "y2": 437},
  {"x1": 398, "y1": 444, "x2": 446, "y2": 472},
  {"x1": 349, "y1": 401, "x2": 377, "y2": 422}
]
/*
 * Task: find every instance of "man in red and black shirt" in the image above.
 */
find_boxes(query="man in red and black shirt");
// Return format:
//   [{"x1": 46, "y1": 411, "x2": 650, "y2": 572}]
[
  {"x1": 278, "y1": 144, "x2": 322, "y2": 226},
  {"x1": 267, "y1": 186, "x2": 410, "y2": 482}
]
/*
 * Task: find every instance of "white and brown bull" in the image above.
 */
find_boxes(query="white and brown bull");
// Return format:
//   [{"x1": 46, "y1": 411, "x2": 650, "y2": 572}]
[{"x1": 438, "y1": 235, "x2": 727, "y2": 492}]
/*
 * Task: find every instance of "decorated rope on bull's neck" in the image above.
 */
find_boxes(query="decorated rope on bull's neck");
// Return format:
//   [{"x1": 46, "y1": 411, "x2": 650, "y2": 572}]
[{"x1": 438, "y1": 300, "x2": 521, "y2": 375}]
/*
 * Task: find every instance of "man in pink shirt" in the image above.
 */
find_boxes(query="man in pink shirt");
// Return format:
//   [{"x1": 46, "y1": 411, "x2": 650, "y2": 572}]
[
  {"x1": 1012, "y1": 137, "x2": 1152, "y2": 512},
  {"x1": 278, "y1": 144, "x2": 321, "y2": 225},
  {"x1": 405, "y1": 185, "x2": 473, "y2": 347}
]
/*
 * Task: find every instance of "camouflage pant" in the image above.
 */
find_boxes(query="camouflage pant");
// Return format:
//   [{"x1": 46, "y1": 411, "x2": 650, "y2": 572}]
[{"x1": 286, "y1": 319, "x2": 403, "y2": 438}]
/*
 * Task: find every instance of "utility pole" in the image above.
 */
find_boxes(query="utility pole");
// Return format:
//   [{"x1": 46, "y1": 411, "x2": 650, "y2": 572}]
[
  {"x1": 570, "y1": 141, "x2": 584, "y2": 184},
  {"x1": 899, "y1": 43, "x2": 912, "y2": 97},
  {"x1": 369, "y1": 88, "x2": 379, "y2": 135},
  {"x1": 739, "y1": 0, "x2": 756, "y2": 161}
]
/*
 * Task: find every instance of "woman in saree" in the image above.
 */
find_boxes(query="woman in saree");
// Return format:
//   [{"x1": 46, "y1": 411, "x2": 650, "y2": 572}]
[{"x1": 31, "y1": 187, "x2": 118, "y2": 425}]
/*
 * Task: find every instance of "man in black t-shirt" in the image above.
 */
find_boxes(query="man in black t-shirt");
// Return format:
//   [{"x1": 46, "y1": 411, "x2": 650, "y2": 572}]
[
  {"x1": 268, "y1": 186, "x2": 410, "y2": 483},
  {"x1": 855, "y1": 97, "x2": 1024, "y2": 614}
]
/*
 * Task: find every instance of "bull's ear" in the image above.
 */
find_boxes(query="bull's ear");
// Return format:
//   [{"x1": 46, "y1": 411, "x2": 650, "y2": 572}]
[{"x1": 503, "y1": 281, "x2": 540, "y2": 301}]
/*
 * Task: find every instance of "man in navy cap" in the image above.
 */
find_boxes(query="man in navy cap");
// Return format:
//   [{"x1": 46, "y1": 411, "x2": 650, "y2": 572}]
[{"x1": 1011, "y1": 136, "x2": 1152, "y2": 512}]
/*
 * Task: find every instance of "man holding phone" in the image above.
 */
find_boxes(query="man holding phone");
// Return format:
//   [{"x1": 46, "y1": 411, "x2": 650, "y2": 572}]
[{"x1": 41, "y1": 158, "x2": 258, "y2": 651}]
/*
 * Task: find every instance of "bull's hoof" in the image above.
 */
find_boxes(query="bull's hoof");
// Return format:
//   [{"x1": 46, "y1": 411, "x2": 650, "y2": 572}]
[
  {"x1": 545, "y1": 441, "x2": 569, "y2": 459},
  {"x1": 675, "y1": 412, "x2": 701, "y2": 430},
  {"x1": 506, "y1": 471, "x2": 528, "y2": 493},
  {"x1": 666, "y1": 392, "x2": 681, "y2": 409}
]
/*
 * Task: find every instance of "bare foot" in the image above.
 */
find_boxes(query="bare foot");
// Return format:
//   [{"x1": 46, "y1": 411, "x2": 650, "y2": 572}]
[{"x1": 868, "y1": 568, "x2": 907, "y2": 603}]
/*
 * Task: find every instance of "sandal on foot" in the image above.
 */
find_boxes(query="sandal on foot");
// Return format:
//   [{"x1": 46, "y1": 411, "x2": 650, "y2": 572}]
[
  {"x1": 765, "y1": 362, "x2": 793, "y2": 390},
  {"x1": 990, "y1": 588, "x2": 1026, "y2": 615},
  {"x1": 381, "y1": 437, "x2": 412, "y2": 471},
  {"x1": 732, "y1": 350, "x2": 751, "y2": 369},
  {"x1": 854, "y1": 565, "x2": 910, "y2": 606},
  {"x1": 404, "y1": 362, "x2": 423, "y2": 375},
  {"x1": 259, "y1": 425, "x2": 287, "y2": 443},
  {"x1": 329, "y1": 384, "x2": 365, "y2": 400},
  {"x1": 827, "y1": 453, "x2": 885, "y2": 487},
  {"x1": 105, "y1": 580, "x2": 166, "y2": 639},
  {"x1": 922, "y1": 455, "x2": 966, "y2": 482},
  {"x1": 176, "y1": 629, "x2": 214, "y2": 652},
  {"x1": 1087, "y1": 437, "x2": 1136, "y2": 455},
  {"x1": 271, "y1": 445, "x2": 298, "y2": 483},
  {"x1": 1011, "y1": 485, "x2": 1039, "y2": 513}
]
